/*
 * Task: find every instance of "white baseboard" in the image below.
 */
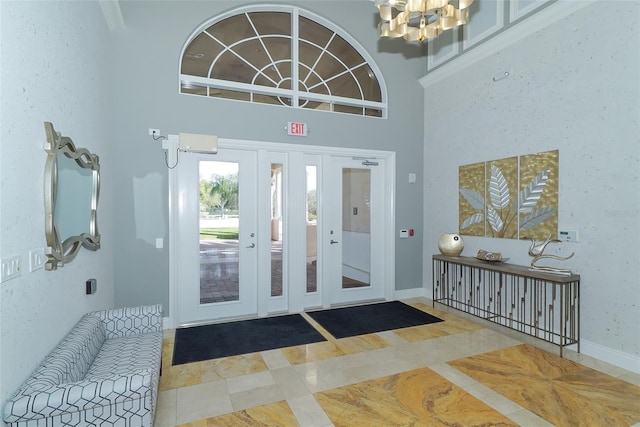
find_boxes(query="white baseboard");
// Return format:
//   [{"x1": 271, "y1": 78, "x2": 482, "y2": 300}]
[
  {"x1": 580, "y1": 339, "x2": 640, "y2": 374},
  {"x1": 394, "y1": 287, "x2": 428, "y2": 300}
]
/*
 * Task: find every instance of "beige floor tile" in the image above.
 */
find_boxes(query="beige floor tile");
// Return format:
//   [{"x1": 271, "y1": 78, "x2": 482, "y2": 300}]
[
  {"x1": 288, "y1": 394, "x2": 334, "y2": 427},
  {"x1": 226, "y1": 370, "x2": 275, "y2": 394},
  {"x1": 230, "y1": 384, "x2": 285, "y2": 412},
  {"x1": 271, "y1": 365, "x2": 313, "y2": 399},
  {"x1": 176, "y1": 379, "x2": 232, "y2": 424},
  {"x1": 154, "y1": 390, "x2": 177, "y2": 427},
  {"x1": 260, "y1": 348, "x2": 291, "y2": 370}
]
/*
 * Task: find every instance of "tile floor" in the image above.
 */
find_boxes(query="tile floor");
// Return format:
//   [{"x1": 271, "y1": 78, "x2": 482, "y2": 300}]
[{"x1": 155, "y1": 298, "x2": 640, "y2": 426}]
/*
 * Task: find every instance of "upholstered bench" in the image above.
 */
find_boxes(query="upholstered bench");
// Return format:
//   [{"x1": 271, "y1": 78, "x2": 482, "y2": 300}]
[{"x1": 3, "y1": 304, "x2": 163, "y2": 427}]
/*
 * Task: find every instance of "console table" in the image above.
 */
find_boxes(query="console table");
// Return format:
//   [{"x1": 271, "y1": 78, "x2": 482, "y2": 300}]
[{"x1": 432, "y1": 254, "x2": 580, "y2": 356}]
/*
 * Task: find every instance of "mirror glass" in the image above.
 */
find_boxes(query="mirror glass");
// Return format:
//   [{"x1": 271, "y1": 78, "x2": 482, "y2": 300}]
[{"x1": 44, "y1": 122, "x2": 100, "y2": 270}]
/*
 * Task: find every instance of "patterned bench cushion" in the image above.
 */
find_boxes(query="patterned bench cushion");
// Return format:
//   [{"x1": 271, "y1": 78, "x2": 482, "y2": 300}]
[
  {"x1": 86, "y1": 333, "x2": 162, "y2": 380},
  {"x1": 17, "y1": 315, "x2": 105, "y2": 394},
  {"x1": 3, "y1": 305, "x2": 163, "y2": 427}
]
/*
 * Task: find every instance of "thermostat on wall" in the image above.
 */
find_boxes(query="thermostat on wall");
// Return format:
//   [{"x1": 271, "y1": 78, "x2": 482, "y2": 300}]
[{"x1": 558, "y1": 229, "x2": 579, "y2": 243}]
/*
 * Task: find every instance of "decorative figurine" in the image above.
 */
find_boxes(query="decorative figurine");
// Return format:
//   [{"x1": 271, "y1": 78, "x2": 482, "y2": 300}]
[{"x1": 522, "y1": 235, "x2": 574, "y2": 275}]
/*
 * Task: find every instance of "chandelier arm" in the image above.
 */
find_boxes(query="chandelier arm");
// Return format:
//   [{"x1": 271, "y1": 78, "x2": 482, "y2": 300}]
[{"x1": 375, "y1": 0, "x2": 473, "y2": 43}]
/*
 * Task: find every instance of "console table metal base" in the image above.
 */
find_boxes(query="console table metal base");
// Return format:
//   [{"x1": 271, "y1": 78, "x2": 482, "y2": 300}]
[{"x1": 432, "y1": 255, "x2": 580, "y2": 357}]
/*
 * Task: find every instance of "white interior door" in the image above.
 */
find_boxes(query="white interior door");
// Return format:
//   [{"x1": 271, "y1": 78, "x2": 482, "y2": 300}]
[
  {"x1": 176, "y1": 149, "x2": 258, "y2": 325},
  {"x1": 323, "y1": 156, "x2": 386, "y2": 305}
]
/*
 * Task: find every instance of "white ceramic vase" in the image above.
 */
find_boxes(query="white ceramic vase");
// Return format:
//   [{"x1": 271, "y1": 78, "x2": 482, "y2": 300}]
[{"x1": 438, "y1": 233, "x2": 464, "y2": 256}]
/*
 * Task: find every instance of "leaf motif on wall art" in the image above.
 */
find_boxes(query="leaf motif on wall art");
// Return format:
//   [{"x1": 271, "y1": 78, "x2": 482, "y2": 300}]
[
  {"x1": 516, "y1": 169, "x2": 550, "y2": 213},
  {"x1": 459, "y1": 150, "x2": 557, "y2": 239},
  {"x1": 489, "y1": 164, "x2": 510, "y2": 209},
  {"x1": 459, "y1": 189, "x2": 485, "y2": 210},
  {"x1": 519, "y1": 206, "x2": 556, "y2": 231},
  {"x1": 460, "y1": 213, "x2": 484, "y2": 230},
  {"x1": 487, "y1": 205, "x2": 504, "y2": 232}
]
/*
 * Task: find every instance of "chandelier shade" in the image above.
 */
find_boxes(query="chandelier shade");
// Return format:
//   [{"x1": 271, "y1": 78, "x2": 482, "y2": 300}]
[{"x1": 374, "y1": 0, "x2": 474, "y2": 42}]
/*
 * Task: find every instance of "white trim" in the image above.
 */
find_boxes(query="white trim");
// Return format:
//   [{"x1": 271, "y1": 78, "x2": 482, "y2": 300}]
[
  {"x1": 420, "y1": 0, "x2": 597, "y2": 88},
  {"x1": 98, "y1": 0, "x2": 125, "y2": 32},
  {"x1": 510, "y1": 0, "x2": 553, "y2": 23},
  {"x1": 167, "y1": 135, "x2": 179, "y2": 329},
  {"x1": 178, "y1": 4, "x2": 388, "y2": 118},
  {"x1": 580, "y1": 339, "x2": 640, "y2": 374},
  {"x1": 580, "y1": 340, "x2": 640, "y2": 374},
  {"x1": 179, "y1": 75, "x2": 386, "y2": 111},
  {"x1": 427, "y1": 27, "x2": 459, "y2": 71},
  {"x1": 462, "y1": 0, "x2": 505, "y2": 50},
  {"x1": 394, "y1": 286, "x2": 427, "y2": 300}
]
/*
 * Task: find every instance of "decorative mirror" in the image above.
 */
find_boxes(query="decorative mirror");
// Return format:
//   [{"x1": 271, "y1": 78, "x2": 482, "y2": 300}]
[{"x1": 44, "y1": 122, "x2": 100, "y2": 270}]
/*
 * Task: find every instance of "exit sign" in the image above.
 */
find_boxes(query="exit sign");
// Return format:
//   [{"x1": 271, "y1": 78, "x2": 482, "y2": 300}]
[{"x1": 287, "y1": 121, "x2": 307, "y2": 136}]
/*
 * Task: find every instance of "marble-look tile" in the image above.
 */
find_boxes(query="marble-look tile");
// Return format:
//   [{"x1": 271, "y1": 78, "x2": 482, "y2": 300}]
[
  {"x1": 334, "y1": 332, "x2": 391, "y2": 353},
  {"x1": 176, "y1": 380, "x2": 233, "y2": 424},
  {"x1": 282, "y1": 340, "x2": 349, "y2": 364},
  {"x1": 449, "y1": 344, "x2": 640, "y2": 427},
  {"x1": 157, "y1": 297, "x2": 640, "y2": 427},
  {"x1": 288, "y1": 394, "x2": 333, "y2": 427},
  {"x1": 177, "y1": 400, "x2": 298, "y2": 427},
  {"x1": 392, "y1": 323, "x2": 451, "y2": 342},
  {"x1": 294, "y1": 359, "x2": 360, "y2": 393},
  {"x1": 200, "y1": 352, "x2": 268, "y2": 381},
  {"x1": 160, "y1": 362, "x2": 203, "y2": 391},
  {"x1": 375, "y1": 329, "x2": 409, "y2": 345},
  {"x1": 154, "y1": 389, "x2": 177, "y2": 427},
  {"x1": 271, "y1": 365, "x2": 312, "y2": 399},
  {"x1": 230, "y1": 384, "x2": 285, "y2": 412},
  {"x1": 226, "y1": 370, "x2": 275, "y2": 394},
  {"x1": 314, "y1": 367, "x2": 518, "y2": 426},
  {"x1": 260, "y1": 348, "x2": 291, "y2": 370}
]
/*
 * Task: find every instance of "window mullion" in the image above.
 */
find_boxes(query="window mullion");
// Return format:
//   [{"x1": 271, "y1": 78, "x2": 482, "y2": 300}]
[{"x1": 292, "y1": 8, "x2": 299, "y2": 108}]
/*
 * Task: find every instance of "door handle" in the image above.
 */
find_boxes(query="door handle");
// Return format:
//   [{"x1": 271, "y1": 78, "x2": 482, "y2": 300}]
[
  {"x1": 246, "y1": 243, "x2": 255, "y2": 248},
  {"x1": 330, "y1": 240, "x2": 339, "y2": 244}
]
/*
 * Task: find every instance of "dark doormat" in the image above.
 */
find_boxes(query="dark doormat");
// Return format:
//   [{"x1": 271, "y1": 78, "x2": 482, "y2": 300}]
[
  {"x1": 307, "y1": 301, "x2": 443, "y2": 339},
  {"x1": 172, "y1": 314, "x2": 326, "y2": 365}
]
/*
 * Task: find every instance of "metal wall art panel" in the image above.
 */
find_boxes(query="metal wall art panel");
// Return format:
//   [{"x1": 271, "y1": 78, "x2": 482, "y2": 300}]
[{"x1": 459, "y1": 149, "x2": 559, "y2": 240}]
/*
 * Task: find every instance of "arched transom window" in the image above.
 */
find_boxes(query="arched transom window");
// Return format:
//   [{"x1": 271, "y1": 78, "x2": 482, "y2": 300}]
[{"x1": 179, "y1": 5, "x2": 387, "y2": 118}]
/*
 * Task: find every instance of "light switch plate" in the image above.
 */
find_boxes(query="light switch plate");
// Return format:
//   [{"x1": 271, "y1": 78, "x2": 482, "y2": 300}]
[
  {"x1": 1, "y1": 255, "x2": 22, "y2": 282},
  {"x1": 29, "y1": 249, "x2": 46, "y2": 272}
]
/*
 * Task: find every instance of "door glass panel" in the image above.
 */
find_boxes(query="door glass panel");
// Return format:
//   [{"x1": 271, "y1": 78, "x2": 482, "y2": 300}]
[
  {"x1": 199, "y1": 161, "x2": 240, "y2": 303},
  {"x1": 271, "y1": 163, "x2": 283, "y2": 297},
  {"x1": 342, "y1": 168, "x2": 370, "y2": 289},
  {"x1": 306, "y1": 165, "x2": 318, "y2": 293}
]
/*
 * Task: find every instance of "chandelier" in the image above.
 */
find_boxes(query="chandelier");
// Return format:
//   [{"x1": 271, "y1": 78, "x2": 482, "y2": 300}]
[{"x1": 374, "y1": 0, "x2": 474, "y2": 43}]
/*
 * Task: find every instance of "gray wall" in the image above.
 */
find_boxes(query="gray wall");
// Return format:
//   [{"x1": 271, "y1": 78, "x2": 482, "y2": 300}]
[
  {"x1": 0, "y1": 1, "x2": 114, "y2": 407},
  {"x1": 111, "y1": 1, "x2": 427, "y2": 313},
  {"x1": 422, "y1": 1, "x2": 639, "y2": 362}
]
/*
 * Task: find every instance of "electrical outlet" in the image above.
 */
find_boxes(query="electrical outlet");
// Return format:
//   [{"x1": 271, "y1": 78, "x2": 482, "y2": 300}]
[
  {"x1": 148, "y1": 128, "x2": 160, "y2": 137},
  {"x1": 29, "y1": 249, "x2": 46, "y2": 272},
  {"x1": 1, "y1": 255, "x2": 22, "y2": 283}
]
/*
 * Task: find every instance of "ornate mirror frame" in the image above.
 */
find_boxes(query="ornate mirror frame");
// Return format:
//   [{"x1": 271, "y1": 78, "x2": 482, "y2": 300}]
[{"x1": 44, "y1": 121, "x2": 101, "y2": 270}]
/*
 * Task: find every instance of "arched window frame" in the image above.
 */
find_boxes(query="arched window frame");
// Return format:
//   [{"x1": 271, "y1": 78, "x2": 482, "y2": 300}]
[{"x1": 178, "y1": 5, "x2": 388, "y2": 118}]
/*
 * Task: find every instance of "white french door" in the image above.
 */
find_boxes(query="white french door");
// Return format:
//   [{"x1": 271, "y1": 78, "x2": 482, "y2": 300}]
[
  {"x1": 176, "y1": 149, "x2": 258, "y2": 325},
  {"x1": 323, "y1": 156, "x2": 386, "y2": 305},
  {"x1": 170, "y1": 139, "x2": 395, "y2": 327}
]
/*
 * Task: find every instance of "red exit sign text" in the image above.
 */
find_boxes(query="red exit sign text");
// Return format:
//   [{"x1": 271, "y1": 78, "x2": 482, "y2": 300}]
[{"x1": 287, "y1": 121, "x2": 307, "y2": 136}]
